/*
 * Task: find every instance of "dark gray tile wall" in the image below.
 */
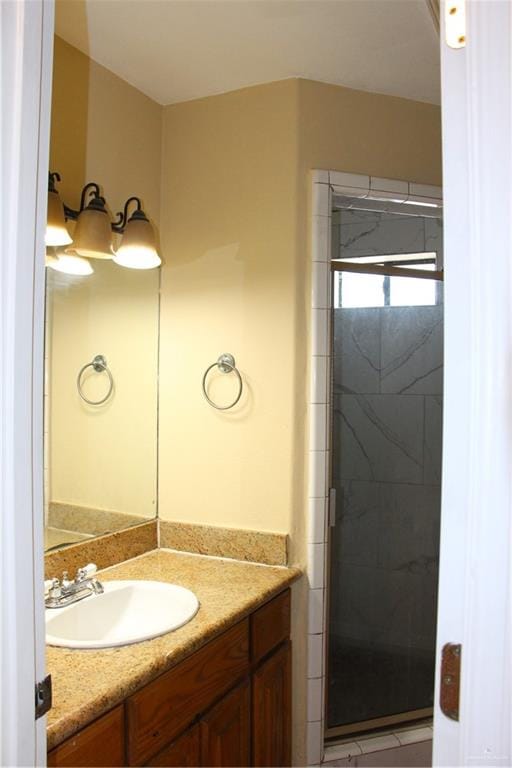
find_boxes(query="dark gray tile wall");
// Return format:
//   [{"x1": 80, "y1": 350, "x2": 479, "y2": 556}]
[
  {"x1": 336, "y1": 207, "x2": 443, "y2": 263},
  {"x1": 329, "y1": 302, "x2": 443, "y2": 728}
]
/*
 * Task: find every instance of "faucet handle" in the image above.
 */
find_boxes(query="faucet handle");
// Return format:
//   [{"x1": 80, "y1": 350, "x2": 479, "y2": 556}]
[
  {"x1": 45, "y1": 578, "x2": 62, "y2": 600},
  {"x1": 61, "y1": 571, "x2": 71, "y2": 588},
  {"x1": 44, "y1": 579, "x2": 56, "y2": 595},
  {"x1": 75, "y1": 563, "x2": 97, "y2": 582}
]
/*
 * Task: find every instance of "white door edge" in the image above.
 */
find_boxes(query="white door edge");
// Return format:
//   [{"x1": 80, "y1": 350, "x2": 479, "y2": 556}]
[
  {"x1": 0, "y1": 1, "x2": 54, "y2": 765},
  {"x1": 434, "y1": 2, "x2": 512, "y2": 765}
]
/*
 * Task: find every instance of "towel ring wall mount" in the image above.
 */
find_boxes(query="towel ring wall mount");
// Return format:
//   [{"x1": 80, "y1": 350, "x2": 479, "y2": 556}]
[
  {"x1": 77, "y1": 354, "x2": 114, "y2": 405},
  {"x1": 202, "y1": 353, "x2": 243, "y2": 411}
]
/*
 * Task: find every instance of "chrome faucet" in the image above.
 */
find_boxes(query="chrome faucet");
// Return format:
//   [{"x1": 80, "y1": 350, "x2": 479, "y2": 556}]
[{"x1": 45, "y1": 563, "x2": 104, "y2": 609}]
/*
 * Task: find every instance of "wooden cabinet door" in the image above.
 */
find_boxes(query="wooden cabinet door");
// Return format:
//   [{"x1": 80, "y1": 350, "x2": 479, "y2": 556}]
[
  {"x1": 146, "y1": 724, "x2": 200, "y2": 767},
  {"x1": 200, "y1": 681, "x2": 250, "y2": 767},
  {"x1": 252, "y1": 642, "x2": 291, "y2": 767},
  {"x1": 126, "y1": 620, "x2": 249, "y2": 765},
  {"x1": 47, "y1": 705, "x2": 125, "y2": 767}
]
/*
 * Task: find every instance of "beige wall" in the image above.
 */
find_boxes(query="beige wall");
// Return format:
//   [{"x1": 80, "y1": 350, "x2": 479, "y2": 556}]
[
  {"x1": 48, "y1": 38, "x2": 162, "y2": 518},
  {"x1": 158, "y1": 77, "x2": 442, "y2": 549},
  {"x1": 158, "y1": 79, "x2": 300, "y2": 538},
  {"x1": 50, "y1": 36, "x2": 162, "y2": 226},
  {"x1": 158, "y1": 78, "x2": 441, "y2": 763}
]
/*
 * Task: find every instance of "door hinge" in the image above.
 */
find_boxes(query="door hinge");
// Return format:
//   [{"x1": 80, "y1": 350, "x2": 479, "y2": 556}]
[
  {"x1": 445, "y1": 1, "x2": 466, "y2": 49},
  {"x1": 35, "y1": 674, "x2": 52, "y2": 719},
  {"x1": 440, "y1": 643, "x2": 461, "y2": 721}
]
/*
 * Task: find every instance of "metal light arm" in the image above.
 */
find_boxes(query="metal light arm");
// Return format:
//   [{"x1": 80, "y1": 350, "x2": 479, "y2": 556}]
[
  {"x1": 49, "y1": 171, "x2": 148, "y2": 232},
  {"x1": 112, "y1": 196, "x2": 147, "y2": 233}
]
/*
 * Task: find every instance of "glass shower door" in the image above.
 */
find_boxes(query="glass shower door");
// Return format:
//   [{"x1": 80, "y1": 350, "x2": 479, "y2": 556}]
[{"x1": 327, "y1": 265, "x2": 443, "y2": 735}]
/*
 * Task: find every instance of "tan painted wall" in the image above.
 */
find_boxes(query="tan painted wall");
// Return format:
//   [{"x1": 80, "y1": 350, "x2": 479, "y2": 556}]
[
  {"x1": 158, "y1": 78, "x2": 442, "y2": 544},
  {"x1": 158, "y1": 78, "x2": 441, "y2": 763},
  {"x1": 158, "y1": 79, "x2": 301, "y2": 539},
  {"x1": 48, "y1": 37, "x2": 162, "y2": 518}
]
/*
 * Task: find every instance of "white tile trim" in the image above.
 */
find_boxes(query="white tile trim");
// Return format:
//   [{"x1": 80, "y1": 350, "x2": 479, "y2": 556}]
[{"x1": 307, "y1": 721, "x2": 323, "y2": 766}]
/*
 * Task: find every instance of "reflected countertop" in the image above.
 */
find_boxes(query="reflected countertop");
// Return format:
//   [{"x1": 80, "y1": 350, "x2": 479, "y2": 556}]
[{"x1": 46, "y1": 548, "x2": 301, "y2": 750}]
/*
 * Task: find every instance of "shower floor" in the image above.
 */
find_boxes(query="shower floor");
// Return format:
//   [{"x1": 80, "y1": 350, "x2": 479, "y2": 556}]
[{"x1": 327, "y1": 635, "x2": 435, "y2": 730}]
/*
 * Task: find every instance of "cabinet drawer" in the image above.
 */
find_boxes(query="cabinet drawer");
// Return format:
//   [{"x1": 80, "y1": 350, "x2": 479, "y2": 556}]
[
  {"x1": 127, "y1": 619, "x2": 249, "y2": 765},
  {"x1": 47, "y1": 705, "x2": 124, "y2": 767},
  {"x1": 250, "y1": 589, "x2": 290, "y2": 664}
]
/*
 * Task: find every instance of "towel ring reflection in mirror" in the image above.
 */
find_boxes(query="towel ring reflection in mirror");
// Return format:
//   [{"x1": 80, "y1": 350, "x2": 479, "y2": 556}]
[
  {"x1": 202, "y1": 354, "x2": 243, "y2": 411},
  {"x1": 77, "y1": 354, "x2": 114, "y2": 406}
]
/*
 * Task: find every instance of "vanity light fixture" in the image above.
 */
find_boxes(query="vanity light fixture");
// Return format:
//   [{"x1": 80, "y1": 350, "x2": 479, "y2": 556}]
[
  {"x1": 112, "y1": 197, "x2": 161, "y2": 270},
  {"x1": 45, "y1": 173, "x2": 161, "y2": 271}
]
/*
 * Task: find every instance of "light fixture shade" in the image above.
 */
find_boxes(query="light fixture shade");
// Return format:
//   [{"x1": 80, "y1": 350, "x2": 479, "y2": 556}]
[
  {"x1": 48, "y1": 252, "x2": 94, "y2": 276},
  {"x1": 67, "y1": 206, "x2": 114, "y2": 260},
  {"x1": 113, "y1": 214, "x2": 161, "y2": 270},
  {"x1": 46, "y1": 190, "x2": 72, "y2": 246}
]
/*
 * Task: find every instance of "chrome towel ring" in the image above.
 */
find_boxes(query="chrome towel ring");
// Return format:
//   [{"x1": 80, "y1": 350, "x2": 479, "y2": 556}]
[
  {"x1": 77, "y1": 354, "x2": 114, "y2": 406},
  {"x1": 202, "y1": 353, "x2": 243, "y2": 411}
]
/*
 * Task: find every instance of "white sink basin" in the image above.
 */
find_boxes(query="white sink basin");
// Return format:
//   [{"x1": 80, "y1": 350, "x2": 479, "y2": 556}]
[{"x1": 46, "y1": 580, "x2": 199, "y2": 649}]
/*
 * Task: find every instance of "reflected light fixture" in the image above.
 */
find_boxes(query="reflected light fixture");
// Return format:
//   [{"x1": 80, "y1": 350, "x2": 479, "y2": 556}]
[
  {"x1": 66, "y1": 183, "x2": 114, "y2": 260},
  {"x1": 46, "y1": 247, "x2": 94, "y2": 276},
  {"x1": 46, "y1": 173, "x2": 72, "y2": 246},
  {"x1": 112, "y1": 197, "x2": 161, "y2": 270},
  {"x1": 45, "y1": 173, "x2": 161, "y2": 271}
]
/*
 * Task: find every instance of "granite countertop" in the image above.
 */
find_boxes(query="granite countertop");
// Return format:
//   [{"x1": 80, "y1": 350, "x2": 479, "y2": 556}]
[{"x1": 46, "y1": 548, "x2": 301, "y2": 750}]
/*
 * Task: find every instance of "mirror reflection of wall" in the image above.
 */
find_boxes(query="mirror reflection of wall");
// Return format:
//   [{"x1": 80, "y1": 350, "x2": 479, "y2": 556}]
[
  {"x1": 44, "y1": 261, "x2": 159, "y2": 551},
  {"x1": 44, "y1": 36, "x2": 162, "y2": 552}
]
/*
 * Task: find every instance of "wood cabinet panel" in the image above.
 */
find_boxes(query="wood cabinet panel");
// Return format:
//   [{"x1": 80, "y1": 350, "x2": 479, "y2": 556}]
[
  {"x1": 200, "y1": 681, "x2": 250, "y2": 768},
  {"x1": 145, "y1": 724, "x2": 200, "y2": 767},
  {"x1": 47, "y1": 705, "x2": 124, "y2": 767},
  {"x1": 252, "y1": 642, "x2": 291, "y2": 767},
  {"x1": 250, "y1": 589, "x2": 290, "y2": 664},
  {"x1": 126, "y1": 620, "x2": 249, "y2": 766}
]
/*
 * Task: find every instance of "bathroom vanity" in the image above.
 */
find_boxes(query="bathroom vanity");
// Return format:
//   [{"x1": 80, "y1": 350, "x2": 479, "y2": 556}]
[{"x1": 46, "y1": 549, "x2": 298, "y2": 767}]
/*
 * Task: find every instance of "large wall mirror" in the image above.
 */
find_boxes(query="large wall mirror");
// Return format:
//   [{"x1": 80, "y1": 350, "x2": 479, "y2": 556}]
[
  {"x1": 44, "y1": 35, "x2": 162, "y2": 553},
  {"x1": 44, "y1": 260, "x2": 159, "y2": 551}
]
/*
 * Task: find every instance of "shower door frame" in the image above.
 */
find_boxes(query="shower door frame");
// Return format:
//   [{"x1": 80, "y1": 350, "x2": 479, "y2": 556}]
[
  {"x1": 325, "y1": 257, "x2": 444, "y2": 740},
  {"x1": 305, "y1": 171, "x2": 443, "y2": 763}
]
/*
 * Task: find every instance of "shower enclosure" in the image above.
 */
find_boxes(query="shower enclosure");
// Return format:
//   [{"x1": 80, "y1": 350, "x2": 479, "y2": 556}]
[{"x1": 327, "y1": 204, "x2": 443, "y2": 737}]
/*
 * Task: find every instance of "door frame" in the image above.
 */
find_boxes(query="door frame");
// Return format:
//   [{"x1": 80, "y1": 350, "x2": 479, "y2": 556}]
[{"x1": 0, "y1": 1, "x2": 54, "y2": 765}]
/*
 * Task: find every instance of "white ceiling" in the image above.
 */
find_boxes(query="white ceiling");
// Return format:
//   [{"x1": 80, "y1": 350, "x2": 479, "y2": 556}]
[{"x1": 55, "y1": 0, "x2": 440, "y2": 107}]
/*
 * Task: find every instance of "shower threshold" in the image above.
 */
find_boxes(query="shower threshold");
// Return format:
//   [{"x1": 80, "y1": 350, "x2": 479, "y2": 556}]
[{"x1": 325, "y1": 708, "x2": 433, "y2": 741}]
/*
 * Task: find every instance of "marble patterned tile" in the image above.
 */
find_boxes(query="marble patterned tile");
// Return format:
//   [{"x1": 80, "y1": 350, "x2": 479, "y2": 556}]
[
  {"x1": 340, "y1": 217, "x2": 425, "y2": 259},
  {"x1": 424, "y1": 395, "x2": 443, "y2": 484},
  {"x1": 377, "y1": 483, "x2": 441, "y2": 574},
  {"x1": 339, "y1": 208, "x2": 412, "y2": 226},
  {"x1": 380, "y1": 306, "x2": 443, "y2": 394},
  {"x1": 329, "y1": 562, "x2": 416, "y2": 648},
  {"x1": 410, "y1": 566, "x2": 439, "y2": 650},
  {"x1": 329, "y1": 481, "x2": 380, "y2": 568},
  {"x1": 333, "y1": 309, "x2": 381, "y2": 394},
  {"x1": 334, "y1": 394, "x2": 424, "y2": 484},
  {"x1": 425, "y1": 216, "x2": 444, "y2": 267}
]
